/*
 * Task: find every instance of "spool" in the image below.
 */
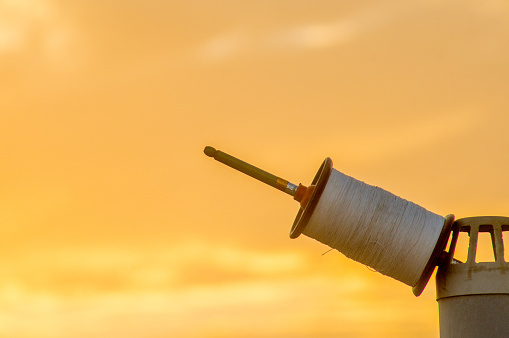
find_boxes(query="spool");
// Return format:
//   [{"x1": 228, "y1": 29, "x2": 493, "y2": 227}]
[
  {"x1": 290, "y1": 158, "x2": 454, "y2": 296},
  {"x1": 204, "y1": 147, "x2": 454, "y2": 296}
]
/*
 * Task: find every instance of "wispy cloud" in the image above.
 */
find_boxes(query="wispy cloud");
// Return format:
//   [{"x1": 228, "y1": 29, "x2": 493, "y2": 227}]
[
  {"x1": 1, "y1": 242, "x2": 309, "y2": 296},
  {"x1": 315, "y1": 108, "x2": 482, "y2": 164},
  {"x1": 0, "y1": 0, "x2": 80, "y2": 70},
  {"x1": 196, "y1": 2, "x2": 410, "y2": 62},
  {"x1": 196, "y1": 31, "x2": 247, "y2": 62},
  {"x1": 0, "y1": 275, "x2": 374, "y2": 338},
  {"x1": 195, "y1": 0, "x2": 509, "y2": 64},
  {"x1": 269, "y1": 3, "x2": 403, "y2": 51}
]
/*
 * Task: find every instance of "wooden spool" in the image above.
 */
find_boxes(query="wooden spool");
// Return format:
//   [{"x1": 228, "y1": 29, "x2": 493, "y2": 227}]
[{"x1": 204, "y1": 147, "x2": 454, "y2": 296}]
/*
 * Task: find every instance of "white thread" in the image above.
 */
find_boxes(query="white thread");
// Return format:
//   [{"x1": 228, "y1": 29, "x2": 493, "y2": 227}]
[{"x1": 303, "y1": 169, "x2": 444, "y2": 286}]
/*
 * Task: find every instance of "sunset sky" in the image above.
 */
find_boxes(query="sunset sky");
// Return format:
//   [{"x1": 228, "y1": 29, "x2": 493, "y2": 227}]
[{"x1": 1, "y1": 0, "x2": 508, "y2": 337}]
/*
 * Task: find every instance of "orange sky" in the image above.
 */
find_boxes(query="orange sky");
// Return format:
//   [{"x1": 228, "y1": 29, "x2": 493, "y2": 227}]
[{"x1": 1, "y1": 0, "x2": 508, "y2": 337}]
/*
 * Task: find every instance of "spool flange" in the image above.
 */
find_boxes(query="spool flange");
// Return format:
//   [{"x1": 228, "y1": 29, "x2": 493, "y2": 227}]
[
  {"x1": 412, "y1": 213, "x2": 454, "y2": 296},
  {"x1": 290, "y1": 157, "x2": 333, "y2": 239}
]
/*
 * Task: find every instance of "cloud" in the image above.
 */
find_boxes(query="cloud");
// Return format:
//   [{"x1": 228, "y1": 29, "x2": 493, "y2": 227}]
[
  {"x1": 173, "y1": 240, "x2": 307, "y2": 275},
  {"x1": 0, "y1": 271, "x2": 438, "y2": 338},
  {"x1": 196, "y1": 31, "x2": 247, "y2": 62},
  {"x1": 269, "y1": 2, "x2": 408, "y2": 51},
  {"x1": 195, "y1": 2, "x2": 413, "y2": 62},
  {"x1": 0, "y1": 0, "x2": 80, "y2": 71},
  {"x1": 194, "y1": 0, "x2": 509, "y2": 65},
  {"x1": 315, "y1": 108, "x2": 481, "y2": 164},
  {"x1": 0, "y1": 242, "x2": 309, "y2": 296},
  {"x1": 270, "y1": 21, "x2": 357, "y2": 50},
  {"x1": 0, "y1": 275, "x2": 374, "y2": 338}
]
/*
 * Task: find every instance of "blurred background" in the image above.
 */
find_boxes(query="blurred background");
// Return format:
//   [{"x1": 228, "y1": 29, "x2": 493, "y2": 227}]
[{"x1": 1, "y1": 0, "x2": 508, "y2": 337}]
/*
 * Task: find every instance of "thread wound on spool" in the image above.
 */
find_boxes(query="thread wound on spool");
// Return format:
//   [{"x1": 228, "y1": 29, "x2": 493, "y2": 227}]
[{"x1": 299, "y1": 168, "x2": 445, "y2": 287}]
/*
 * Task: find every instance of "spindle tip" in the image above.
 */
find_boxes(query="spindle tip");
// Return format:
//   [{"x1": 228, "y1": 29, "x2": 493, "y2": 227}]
[{"x1": 204, "y1": 146, "x2": 217, "y2": 157}]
